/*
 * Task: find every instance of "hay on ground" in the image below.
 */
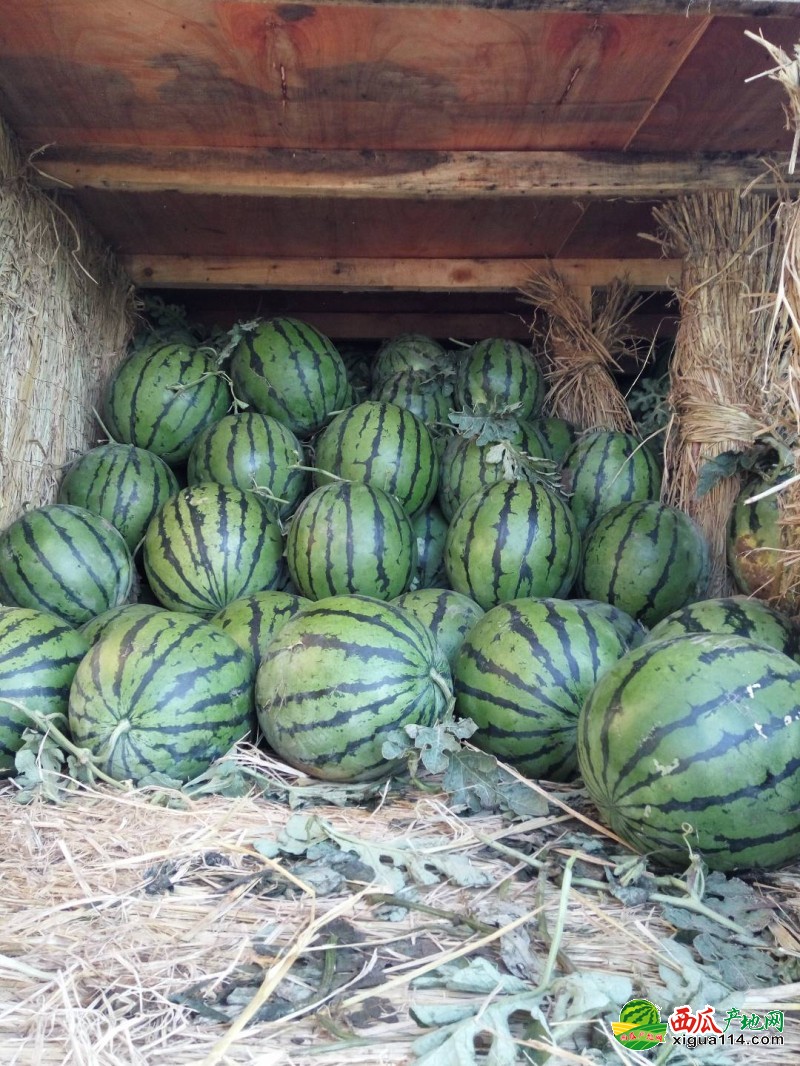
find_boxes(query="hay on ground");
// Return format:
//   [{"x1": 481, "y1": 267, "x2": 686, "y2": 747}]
[{"x1": 0, "y1": 116, "x2": 133, "y2": 528}]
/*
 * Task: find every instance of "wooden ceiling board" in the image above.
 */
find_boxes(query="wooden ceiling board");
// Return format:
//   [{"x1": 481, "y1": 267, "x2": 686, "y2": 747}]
[
  {"x1": 66, "y1": 189, "x2": 587, "y2": 259},
  {"x1": 556, "y1": 198, "x2": 663, "y2": 258},
  {"x1": 628, "y1": 15, "x2": 800, "y2": 152},
  {"x1": 0, "y1": 3, "x2": 708, "y2": 151}
]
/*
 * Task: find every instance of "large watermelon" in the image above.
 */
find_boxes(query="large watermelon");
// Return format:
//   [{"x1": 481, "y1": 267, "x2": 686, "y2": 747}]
[
  {"x1": 104, "y1": 342, "x2": 230, "y2": 464},
  {"x1": 58, "y1": 443, "x2": 179, "y2": 551},
  {"x1": 81, "y1": 603, "x2": 166, "y2": 646},
  {"x1": 372, "y1": 334, "x2": 446, "y2": 390},
  {"x1": 255, "y1": 595, "x2": 451, "y2": 781},
  {"x1": 187, "y1": 412, "x2": 307, "y2": 518},
  {"x1": 210, "y1": 591, "x2": 310, "y2": 669},
  {"x1": 69, "y1": 612, "x2": 252, "y2": 785},
  {"x1": 375, "y1": 369, "x2": 451, "y2": 426},
  {"x1": 579, "y1": 501, "x2": 709, "y2": 626},
  {"x1": 455, "y1": 599, "x2": 626, "y2": 780},
  {"x1": 445, "y1": 480, "x2": 580, "y2": 610},
  {"x1": 0, "y1": 607, "x2": 88, "y2": 773},
  {"x1": 410, "y1": 505, "x2": 449, "y2": 590},
  {"x1": 142, "y1": 484, "x2": 285, "y2": 616},
  {"x1": 577, "y1": 634, "x2": 800, "y2": 871},
  {"x1": 569, "y1": 599, "x2": 648, "y2": 650},
  {"x1": 314, "y1": 401, "x2": 439, "y2": 518},
  {"x1": 454, "y1": 339, "x2": 545, "y2": 418},
  {"x1": 286, "y1": 482, "x2": 415, "y2": 601},
  {"x1": 562, "y1": 431, "x2": 661, "y2": 535},
  {"x1": 0, "y1": 504, "x2": 133, "y2": 626},
  {"x1": 646, "y1": 596, "x2": 798, "y2": 661},
  {"x1": 438, "y1": 420, "x2": 550, "y2": 521},
  {"x1": 393, "y1": 589, "x2": 484, "y2": 666},
  {"x1": 229, "y1": 317, "x2": 349, "y2": 437},
  {"x1": 535, "y1": 417, "x2": 577, "y2": 465}
]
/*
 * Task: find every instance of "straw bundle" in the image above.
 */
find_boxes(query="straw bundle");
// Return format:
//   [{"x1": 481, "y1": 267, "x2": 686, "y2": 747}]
[
  {"x1": 519, "y1": 270, "x2": 641, "y2": 433},
  {"x1": 653, "y1": 192, "x2": 781, "y2": 596},
  {"x1": 0, "y1": 116, "x2": 132, "y2": 528}
]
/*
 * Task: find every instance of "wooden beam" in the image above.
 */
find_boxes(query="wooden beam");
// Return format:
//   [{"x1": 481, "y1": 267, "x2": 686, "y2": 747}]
[
  {"x1": 34, "y1": 147, "x2": 795, "y2": 200},
  {"x1": 296, "y1": 1, "x2": 799, "y2": 12},
  {"x1": 123, "y1": 256, "x2": 682, "y2": 291}
]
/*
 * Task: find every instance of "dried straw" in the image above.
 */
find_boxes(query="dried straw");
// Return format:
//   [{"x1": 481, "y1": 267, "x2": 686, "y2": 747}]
[
  {"x1": 1, "y1": 756, "x2": 799, "y2": 1066},
  {"x1": 0, "y1": 117, "x2": 133, "y2": 527},
  {"x1": 519, "y1": 270, "x2": 642, "y2": 433},
  {"x1": 653, "y1": 191, "x2": 782, "y2": 596}
]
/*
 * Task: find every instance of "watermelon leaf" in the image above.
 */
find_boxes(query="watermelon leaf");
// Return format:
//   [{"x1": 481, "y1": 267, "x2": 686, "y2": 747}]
[
  {"x1": 382, "y1": 716, "x2": 477, "y2": 777},
  {"x1": 442, "y1": 749, "x2": 549, "y2": 819},
  {"x1": 447, "y1": 409, "x2": 524, "y2": 446},
  {"x1": 412, "y1": 991, "x2": 551, "y2": 1066}
]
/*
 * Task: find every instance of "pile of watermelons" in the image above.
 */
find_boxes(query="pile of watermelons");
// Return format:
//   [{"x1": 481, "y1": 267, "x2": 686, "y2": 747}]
[{"x1": 2, "y1": 317, "x2": 800, "y2": 875}]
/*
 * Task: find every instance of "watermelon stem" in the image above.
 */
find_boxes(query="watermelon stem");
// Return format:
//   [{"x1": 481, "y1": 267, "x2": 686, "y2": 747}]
[
  {"x1": 541, "y1": 853, "x2": 578, "y2": 986},
  {"x1": 291, "y1": 464, "x2": 347, "y2": 482},
  {"x1": 91, "y1": 406, "x2": 119, "y2": 445},
  {"x1": 103, "y1": 716, "x2": 132, "y2": 762},
  {"x1": 428, "y1": 668, "x2": 455, "y2": 716}
]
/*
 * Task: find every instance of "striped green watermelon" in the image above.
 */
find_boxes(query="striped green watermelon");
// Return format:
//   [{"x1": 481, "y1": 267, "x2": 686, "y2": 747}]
[
  {"x1": 535, "y1": 417, "x2": 577, "y2": 465},
  {"x1": 454, "y1": 339, "x2": 545, "y2": 419},
  {"x1": 255, "y1": 595, "x2": 451, "y2": 781},
  {"x1": 727, "y1": 476, "x2": 794, "y2": 608},
  {"x1": 372, "y1": 334, "x2": 446, "y2": 390},
  {"x1": 210, "y1": 591, "x2": 310, "y2": 669},
  {"x1": 286, "y1": 482, "x2": 415, "y2": 601},
  {"x1": 0, "y1": 505, "x2": 133, "y2": 626},
  {"x1": 579, "y1": 501, "x2": 709, "y2": 626},
  {"x1": 81, "y1": 603, "x2": 166, "y2": 645},
  {"x1": 445, "y1": 480, "x2": 580, "y2": 610},
  {"x1": 646, "y1": 596, "x2": 798, "y2": 661},
  {"x1": 410, "y1": 505, "x2": 449, "y2": 590},
  {"x1": 58, "y1": 443, "x2": 179, "y2": 551},
  {"x1": 562, "y1": 431, "x2": 661, "y2": 535},
  {"x1": 577, "y1": 634, "x2": 800, "y2": 871},
  {"x1": 186, "y1": 412, "x2": 307, "y2": 518},
  {"x1": 229, "y1": 318, "x2": 349, "y2": 437},
  {"x1": 438, "y1": 420, "x2": 551, "y2": 521},
  {"x1": 375, "y1": 370, "x2": 451, "y2": 426},
  {"x1": 455, "y1": 598, "x2": 626, "y2": 779},
  {"x1": 314, "y1": 401, "x2": 439, "y2": 518},
  {"x1": 142, "y1": 484, "x2": 285, "y2": 617},
  {"x1": 104, "y1": 342, "x2": 230, "y2": 464},
  {"x1": 570, "y1": 600, "x2": 648, "y2": 650},
  {"x1": 393, "y1": 589, "x2": 484, "y2": 666},
  {"x1": 69, "y1": 612, "x2": 252, "y2": 785},
  {"x1": 0, "y1": 607, "x2": 88, "y2": 773}
]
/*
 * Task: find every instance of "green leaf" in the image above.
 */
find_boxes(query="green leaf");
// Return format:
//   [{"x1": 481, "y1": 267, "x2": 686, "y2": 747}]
[
  {"x1": 447, "y1": 410, "x2": 524, "y2": 446},
  {"x1": 412, "y1": 991, "x2": 551, "y2": 1066},
  {"x1": 443, "y1": 749, "x2": 549, "y2": 818},
  {"x1": 382, "y1": 717, "x2": 477, "y2": 778}
]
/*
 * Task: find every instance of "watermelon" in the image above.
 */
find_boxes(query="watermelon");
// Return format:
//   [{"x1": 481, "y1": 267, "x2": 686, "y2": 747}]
[
  {"x1": 187, "y1": 412, "x2": 307, "y2": 518},
  {"x1": 455, "y1": 598, "x2": 626, "y2": 779},
  {"x1": 646, "y1": 596, "x2": 798, "y2": 661},
  {"x1": 562, "y1": 431, "x2": 661, "y2": 535},
  {"x1": 372, "y1": 334, "x2": 446, "y2": 390},
  {"x1": 579, "y1": 501, "x2": 709, "y2": 626},
  {"x1": 393, "y1": 589, "x2": 484, "y2": 666},
  {"x1": 104, "y1": 342, "x2": 230, "y2": 464},
  {"x1": 0, "y1": 504, "x2": 133, "y2": 626},
  {"x1": 210, "y1": 591, "x2": 310, "y2": 669},
  {"x1": 727, "y1": 476, "x2": 793, "y2": 607},
  {"x1": 375, "y1": 370, "x2": 451, "y2": 426},
  {"x1": 438, "y1": 420, "x2": 551, "y2": 521},
  {"x1": 0, "y1": 607, "x2": 88, "y2": 773},
  {"x1": 570, "y1": 600, "x2": 648, "y2": 650},
  {"x1": 577, "y1": 634, "x2": 800, "y2": 871},
  {"x1": 142, "y1": 483, "x2": 285, "y2": 616},
  {"x1": 69, "y1": 612, "x2": 252, "y2": 785},
  {"x1": 454, "y1": 339, "x2": 545, "y2": 418},
  {"x1": 81, "y1": 603, "x2": 166, "y2": 646},
  {"x1": 229, "y1": 317, "x2": 349, "y2": 437},
  {"x1": 314, "y1": 401, "x2": 439, "y2": 518},
  {"x1": 445, "y1": 480, "x2": 580, "y2": 610},
  {"x1": 536, "y1": 417, "x2": 577, "y2": 464},
  {"x1": 255, "y1": 595, "x2": 451, "y2": 781},
  {"x1": 286, "y1": 482, "x2": 415, "y2": 601},
  {"x1": 58, "y1": 443, "x2": 179, "y2": 551},
  {"x1": 410, "y1": 505, "x2": 449, "y2": 590}
]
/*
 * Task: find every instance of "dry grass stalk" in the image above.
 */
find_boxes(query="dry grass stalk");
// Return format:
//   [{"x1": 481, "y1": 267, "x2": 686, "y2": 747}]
[
  {"x1": 653, "y1": 191, "x2": 781, "y2": 596},
  {"x1": 0, "y1": 117, "x2": 133, "y2": 528},
  {"x1": 745, "y1": 30, "x2": 800, "y2": 173},
  {"x1": 519, "y1": 269, "x2": 641, "y2": 433}
]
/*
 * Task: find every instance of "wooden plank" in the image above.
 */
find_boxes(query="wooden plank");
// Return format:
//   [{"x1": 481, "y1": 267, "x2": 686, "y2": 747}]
[
  {"x1": 123, "y1": 255, "x2": 682, "y2": 291},
  {"x1": 630, "y1": 16, "x2": 800, "y2": 152},
  {"x1": 0, "y1": 3, "x2": 709, "y2": 151},
  {"x1": 33, "y1": 146, "x2": 796, "y2": 199}
]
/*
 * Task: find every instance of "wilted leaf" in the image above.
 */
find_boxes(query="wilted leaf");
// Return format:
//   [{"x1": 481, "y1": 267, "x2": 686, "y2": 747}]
[
  {"x1": 443, "y1": 749, "x2": 549, "y2": 818},
  {"x1": 413, "y1": 991, "x2": 551, "y2": 1066}
]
